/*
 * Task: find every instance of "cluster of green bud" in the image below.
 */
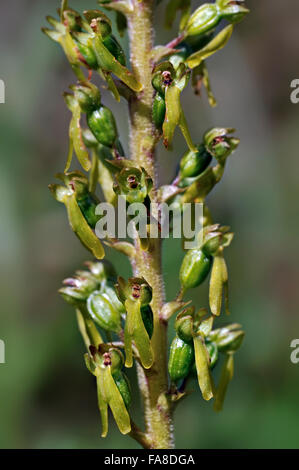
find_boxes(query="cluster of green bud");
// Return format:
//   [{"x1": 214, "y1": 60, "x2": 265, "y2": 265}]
[
  {"x1": 85, "y1": 344, "x2": 131, "y2": 437},
  {"x1": 116, "y1": 277, "x2": 154, "y2": 369}
]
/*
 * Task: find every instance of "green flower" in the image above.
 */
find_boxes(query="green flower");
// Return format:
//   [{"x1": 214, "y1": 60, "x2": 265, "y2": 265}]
[
  {"x1": 116, "y1": 277, "x2": 154, "y2": 369},
  {"x1": 49, "y1": 172, "x2": 104, "y2": 259},
  {"x1": 85, "y1": 345, "x2": 131, "y2": 437},
  {"x1": 113, "y1": 166, "x2": 153, "y2": 204}
]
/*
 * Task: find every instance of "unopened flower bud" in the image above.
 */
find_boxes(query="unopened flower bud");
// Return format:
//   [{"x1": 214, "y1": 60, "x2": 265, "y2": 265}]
[
  {"x1": 87, "y1": 105, "x2": 118, "y2": 148},
  {"x1": 204, "y1": 127, "x2": 239, "y2": 162},
  {"x1": 180, "y1": 249, "x2": 212, "y2": 290},
  {"x1": 168, "y1": 336, "x2": 194, "y2": 383},
  {"x1": 179, "y1": 145, "x2": 212, "y2": 179}
]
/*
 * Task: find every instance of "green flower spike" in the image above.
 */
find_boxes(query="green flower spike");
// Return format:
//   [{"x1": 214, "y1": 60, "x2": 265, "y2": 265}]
[
  {"x1": 116, "y1": 277, "x2": 154, "y2": 369},
  {"x1": 175, "y1": 309, "x2": 214, "y2": 400},
  {"x1": 85, "y1": 345, "x2": 131, "y2": 437},
  {"x1": 49, "y1": 172, "x2": 105, "y2": 259}
]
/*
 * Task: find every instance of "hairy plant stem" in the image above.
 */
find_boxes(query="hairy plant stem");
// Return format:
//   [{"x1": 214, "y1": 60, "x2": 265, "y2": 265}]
[{"x1": 127, "y1": 0, "x2": 174, "y2": 449}]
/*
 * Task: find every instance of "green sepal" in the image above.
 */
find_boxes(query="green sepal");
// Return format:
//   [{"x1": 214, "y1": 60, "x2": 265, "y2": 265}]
[
  {"x1": 63, "y1": 93, "x2": 91, "y2": 172},
  {"x1": 193, "y1": 333, "x2": 214, "y2": 401},
  {"x1": 213, "y1": 353, "x2": 234, "y2": 412},
  {"x1": 209, "y1": 249, "x2": 229, "y2": 316},
  {"x1": 186, "y1": 25, "x2": 233, "y2": 69},
  {"x1": 92, "y1": 36, "x2": 142, "y2": 92},
  {"x1": 124, "y1": 298, "x2": 153, "y2": 369},
  {"x1": 162, "y1": 65, "x2": 195, "y2": 151},
  {"x1": 97, "y1": 362, "x2": 131, "y2": 436}
]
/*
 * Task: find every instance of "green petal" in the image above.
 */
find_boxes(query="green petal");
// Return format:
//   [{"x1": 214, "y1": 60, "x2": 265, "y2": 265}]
[
  {"x1": 209, "y1": 252, "x2": 228, "y2": 316},
  {"x1": 65, "y1": 193, "x2": 105, "y2": 259},
  {"x1": 125, "y1": 299, "x2": 153, "y2": 369},
  {"x1": 103, "y1": 366, "x2": 131, "y2": 435},
  {"x1": 70, "y1": 106, "x2": 91, "y2": 171},
  {"x1": 97, "y1": 373, "x2": 109, "y2": 437},
  {"x1": 193, "y1": 334, "x2": 214, "y2": 401},
  {"x1": 186, "y1": 25, "x2": 233, "y2": 69},
  {"x1": 163, "y1": 85, "x2": 181, "y2": 149},
  {"x1": 92, "y1": 37, "x2": 142, "y2": 92},
  {"x1": 213, "y1": 353, "x2": 234, "y2": 412}
]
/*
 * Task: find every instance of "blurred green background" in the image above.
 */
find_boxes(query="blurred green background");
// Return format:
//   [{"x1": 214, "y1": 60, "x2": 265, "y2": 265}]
[{"x1": 1, "y1": 0, "x2": 299, "y2": 449}]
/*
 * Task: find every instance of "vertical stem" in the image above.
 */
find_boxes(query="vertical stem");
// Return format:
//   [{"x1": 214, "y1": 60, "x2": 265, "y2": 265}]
[{"x1": 127, "y1": 0, "x2": 174, "y2": 449}]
